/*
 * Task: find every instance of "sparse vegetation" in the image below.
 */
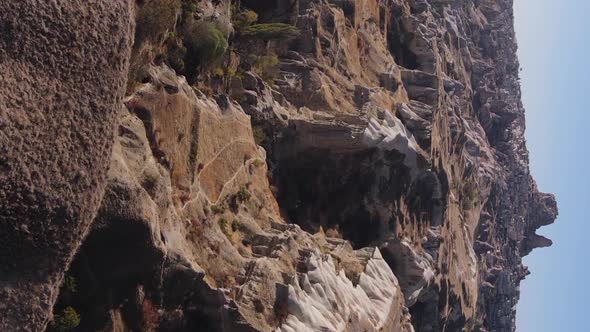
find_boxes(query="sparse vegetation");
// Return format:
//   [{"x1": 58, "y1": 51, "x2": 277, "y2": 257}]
[
  {"x1": 211, "y1": 204, "x2": 226, "y2": 214},
  {"x1": 461, "y1": 179, "x2": 478, "y2": 210},
  {"x1": 236, "y1": 185, "x2": 251, "y2": 203},
  {"x1": 252, "y1": 125, "x2": 267, "y2": 145},
  {"x1": 184, "y1": 20, "x2": 228, "y2": 67},
  {"x1": 250, "y1": 53, "x2": 280, "y2": 83},
  {"x1": 231, "y1": 219, "x2": 240, "y2": 232},
  {"x1": 226, "y1": 67, "x2": 238, "y2": 78},
  {"x1": 211, "y1": 67, "x2": 225, "y2": 78},
  {"x1": 135, "y1": 0, "x2": 180, "y2": 46},
  {"x1": 51, "y1": 307, "x2": 81, "y2": 332},
  {"x1": 61, "y1": 275, "x2": 77, "y2": 294},
  {"x1": 241, "y1": 23, "x2": 300, "y2": 41},
  {"x1": 232, "y1": 8, "x2": 258, "y2": 30},
  {"x1": 252, "y1": 158, "x2": 265, "y2": 167},
  {"x1": 219, "y1": 217, "x2": 231, "y2": 238},
  {"x1": 182, "y1": 1, "x2": 197, "y2": 16}
]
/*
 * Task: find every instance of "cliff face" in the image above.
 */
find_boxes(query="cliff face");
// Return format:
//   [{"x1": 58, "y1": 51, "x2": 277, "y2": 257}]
[{"x1": 0, "y1": 0, "x2": 557, "y2": 332}]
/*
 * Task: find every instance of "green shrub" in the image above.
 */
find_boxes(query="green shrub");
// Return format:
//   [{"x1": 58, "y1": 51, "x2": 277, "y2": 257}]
[
  {"x1": 241, "y1": 23, "x2": 300, "y2": 41},
  {"x1": 135, "y1": 0, "x2": 180, "y2": 45},
  {"x1": 231, "y1": 219, "x2": 240, "y2": 232},
  {"x1": 211, "y1": 204, "x2": 226, "y2": 214},
  {"x1": 236, "y1": 185, "x2": 251, "y2": 203},
  {"x1": 461, "y1": 179, "x2": 478, "y2": 210},
  {"x1": 232, "y1": 68, "x2": 245, "y2": 81},
  {"x1": 52, "y1": 307, "x2": 81, "y2": 332},
  {"x1": 211, "y1": 67, "x2": 225, "y2": 78},
  {"x1": 232, "y1": 9, "x2": 258, "y2": 30},
  {"x1": 251, "y1": 158, "x2": 265, "y2": 167},
  {"x1": 61, "y1": 275, "x2": 77, "y2": 294},
  {"x1": 184, "y1": 20, "x2": 228, "y2": 67},
  {"x1": 249, "y1": 53, "x2": 280, "y2": 83},
  {"x1": 252, "y1": 126, "x2": 267, "y2": 145},
  {"x1": 183, "y1": 1, "x2": 197, "y2": 15},
  {"x1": 219, "y1": 217, "x2": 230, "y2": 238}
]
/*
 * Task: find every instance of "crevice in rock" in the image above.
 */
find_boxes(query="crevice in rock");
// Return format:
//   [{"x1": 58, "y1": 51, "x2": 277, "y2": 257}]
[
  {"x1": 387, "y1": 7, "x2": 418, "y2": 70},
  {"x1": 407, "y1": 170, "x2": 444, "y2": 224},
  {"x1": 129, "y1": 105, "x2": 171, "y2": 170},
  {"x1": 187, "y1": 110, "x2": 200, "y2": 187},
  {"x1": 408, "y1": 286, "x2": 441, "y2": 332}
]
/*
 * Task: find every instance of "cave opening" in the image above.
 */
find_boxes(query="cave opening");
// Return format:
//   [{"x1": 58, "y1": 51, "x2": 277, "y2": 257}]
[
  {"x1": 271, "y1": 147, "x2": 411, "y2": 248},
  {"x1": 407, "y1": 285, "x2": 445, "y2": 332}
]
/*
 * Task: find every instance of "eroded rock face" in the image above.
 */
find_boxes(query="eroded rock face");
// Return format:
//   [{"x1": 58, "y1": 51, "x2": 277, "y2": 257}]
[
  {"x1": 48, "y1": 66, "x2": 411, "y2": 332},
  {"x1": 1, "y1": 0, "x2": 557, "y2": 331},
  {"x1": 235, "y1": 0, "x2": 557, "y2": 330},
  {"x1": 278, "y1": 248, "x2": 411, "y2": 332},
  {"x1": 0, "y1": 1, "x2": 133, "y2": 330}
]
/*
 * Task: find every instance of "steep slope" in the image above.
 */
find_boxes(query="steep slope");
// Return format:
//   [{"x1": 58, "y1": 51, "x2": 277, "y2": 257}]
[{"x1": 0, "y1": 0, "x2": 557, "y2": 331}]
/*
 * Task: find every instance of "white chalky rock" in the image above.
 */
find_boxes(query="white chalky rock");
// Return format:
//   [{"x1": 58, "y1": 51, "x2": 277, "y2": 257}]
[
  {"x1": 363, "y1": 111, "x2": 420, "y2": 172},
  {"x1": 278, "y1": 248, "x2": 405, "y2": 332}
]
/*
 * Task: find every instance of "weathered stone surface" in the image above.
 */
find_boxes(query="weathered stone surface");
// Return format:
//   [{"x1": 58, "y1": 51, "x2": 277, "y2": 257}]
[
  {"x1": 48, "y1": 65, "x2": 409, "y2": 332},
  {"x1": 0, "y1": 1, "x2": 133, "y2": 330},
  {"x1": 278, "y1": 248, "x2": 411, "y2": 332},
  {"x1": 0, "y1": 0, "x2": 558, "y2": 331}
]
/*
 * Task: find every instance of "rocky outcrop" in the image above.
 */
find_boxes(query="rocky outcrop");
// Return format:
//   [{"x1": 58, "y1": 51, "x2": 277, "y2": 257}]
[
  {"x1": 0, "y1": 0, "x2": 557, "y2": 331},
  {"x1": 46, "y1": 66, "x2": 413, "y2": 332},
  {"x1": 0, "y1": 1, "x2": 133, "y2": 330},
  {"x1": 278, "y1": 248, "x2": 411, "y2": 332}
]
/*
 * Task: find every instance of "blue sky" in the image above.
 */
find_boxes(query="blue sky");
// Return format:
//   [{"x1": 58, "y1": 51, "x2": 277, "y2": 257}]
[{"x1": 515, "y1": 0, "x2": 590, "y2": 331}]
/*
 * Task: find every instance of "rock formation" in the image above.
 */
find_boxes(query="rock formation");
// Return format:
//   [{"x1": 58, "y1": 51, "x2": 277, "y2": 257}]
[
  {"x1": 0, "y1": 1, "x2": 133, "y2": 331},
  {"x1": 0, "y1": 0, "x2": 557, "y2": 331}
]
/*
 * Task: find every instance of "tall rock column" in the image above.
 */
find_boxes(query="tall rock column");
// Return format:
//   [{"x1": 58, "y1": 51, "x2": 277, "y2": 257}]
[{"x1": 0, "y1": 1, "x2": 133, "y2": 330}]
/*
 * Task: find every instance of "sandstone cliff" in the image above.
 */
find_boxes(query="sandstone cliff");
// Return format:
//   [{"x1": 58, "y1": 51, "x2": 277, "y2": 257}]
[{"x1": 0, "y1": 0, "x2": 557, "y2": 331}]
